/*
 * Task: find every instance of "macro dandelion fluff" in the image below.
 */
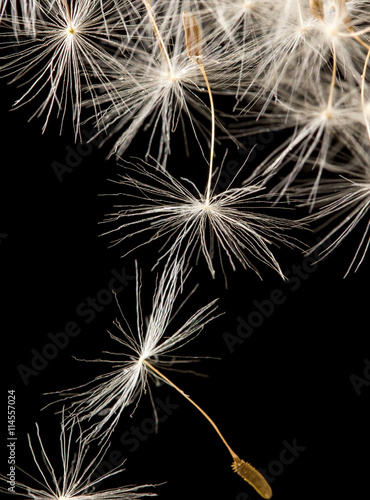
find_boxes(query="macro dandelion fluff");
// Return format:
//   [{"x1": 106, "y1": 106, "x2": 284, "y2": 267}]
[
  {"x1": 0, "y1": 0, "x2": 8, "y2": 20},
  {"x1": 295, "y1": 144, "x2": 370, "y2": 276},
  {"x1": 198, "y1": 0, "x2": 277, "y2": 43},
  {"x1": 2, "y1": 1, "x2": 370, "y2": 500},
  {"x1": 46, "y1": 262, "x2": 219, "y2": 444},
  {"x1": 234, "y1": 0, "x2": 370, "y2": 204},
  {"x1": 239, "y1": 0, "x2": 370, "y2": 112},
  {"x1": 100, "y1": 11, "x2": 300, "y2": 282},
  {"x1": 0, "y1": 410, "x2": 157, "y2": 500},
  {"x1": 0, "y1": 0, "x2": 126, "y2": 137},
  {"x1": 102, "y1": 159, "x2": 300, "y2": 282},
  {"x1": 45, "y1": 262, "x2": 272, "y2": 499},
  {"x1": 0, "y1": 0, "x2": 36, "y2": 31},
  {"x1": 239, "y1": 73, "x2": 367, "y2": 203},
  {"x1": 87, "y1": 1, "x2": 243, "y2": 166},
  {"x1": 196, "y1": 0, "x2": 280, "y2": 100}
]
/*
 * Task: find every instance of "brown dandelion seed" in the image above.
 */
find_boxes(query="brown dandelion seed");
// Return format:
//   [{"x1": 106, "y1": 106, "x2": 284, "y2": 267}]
[
  {"x1": 334, "y1": 0, "x2": 353, "y2": 30},
  {"x1": 183, "y1": 10, "x2": 204, "y2": 63},
  {"x1": 232, "y1": 456, "x2": 272, "y2": 499},
  {"x1": 143, "y1": 361, "x2": 272, "y2": 499},
  {"x1": 62, "y1": 0, "x2": 75, "y2": 34},
  {"x1": 309, "y1": 0, "x2": 324, "y2": 22}
]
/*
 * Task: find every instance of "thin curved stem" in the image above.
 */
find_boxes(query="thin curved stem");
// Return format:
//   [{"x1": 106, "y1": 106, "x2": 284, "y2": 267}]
[
  {"x1": 141, "y1": 0, "x2": 175, "y2": 79},
  {"x1": 198, "y1": 64, "x2": 215, "y2": 206},
  {"x1": 352, "y1": 33, "x2": 370, "y2": 51},
  {"x1": 143, "y1": 360, "x2": 237, "y2": 460},
  {"x1": 361, "y1": 47, "x2": 370, "y2": 140},
  {"x1": 143, "y1": 360, "x2": 272, "y2": 499},
  {"x1": 62, "y1": 0, "x2": 74, "y2": 34},
  {"x1": 182, "y1": 11, "x2": 215, "y2": 206},
  {"x1": 327, "y1": 41, "x2": 337, "y2": 110}
]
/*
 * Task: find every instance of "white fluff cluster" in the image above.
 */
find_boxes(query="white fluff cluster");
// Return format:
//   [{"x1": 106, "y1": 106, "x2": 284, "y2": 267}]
[
  {"x1": 0, "y1": 411, "x2": 157, "y2": 500},
  {"x1": 1, "y1": 1, "x2": 370, "y2": 499},
  {"x1": 2, "y1": 2, "x2": 369, "y2": 273},
  {"x1": 49, "y1": 263, "x2": 219, "y2": 444}
]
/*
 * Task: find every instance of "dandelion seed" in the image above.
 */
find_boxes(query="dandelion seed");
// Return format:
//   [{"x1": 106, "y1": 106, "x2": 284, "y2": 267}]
[
  {"x1": 0, "y1": 0, "x2": 8, "y2": 20},
  {"x1": 310, "y1": 0, "x2": 325, "y2": 22},
  {"x1": 238, "y1": 73, "x2": 366, "y2": 204},
  {"x1": 311, "y1": 0, "x2": 370, "y2": 146},
  {"x1": 102, "y1": 159, "x2": 299, "y2": 282},
  {"x1": 46, "y1": 264, "x2": 271, "y2": 499},
  {"x1": 87, "y1": 0, "x2": 209, "y2": 165},
  {"x1": 86, "y1": 0, "x2": 243, "y2": 165},
  {"x1": 0, "y1": 410, "x2": 157, "y2": 500},
  {"x1": 46, "y1": 262, "x2": 219, "y2": 444},
  {"x1": 240, "y1": 0, "x2": 369, "y2": 111},
  {"x1": 141, "y1": 360, "x2": 272, "y2": 499},
  {"x1": 1, "y1": 0, "x2": 126, "y2": 137},
  {"x1": 100, "y1": 11, "x2": 300, "y2": 281},
  {"x1": 232, "y1": 457, "x2": 272, "y2": 499}
]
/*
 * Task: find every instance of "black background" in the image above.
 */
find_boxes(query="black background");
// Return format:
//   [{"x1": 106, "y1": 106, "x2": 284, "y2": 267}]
[{"x1": 0, "y1": 59, "x2": 369, "y2": 500}]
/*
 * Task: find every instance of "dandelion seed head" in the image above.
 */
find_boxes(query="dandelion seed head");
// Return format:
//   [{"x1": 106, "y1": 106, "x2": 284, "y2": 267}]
[
  {"x1": 2, "y1": 0, "x2": 125, "y2": 137},
  {"x1": 66, "y1": 25, "x2": 76, "y2": 36},
  {"x1": 323, "y1": 21, "x2": 340, "y2": 38},
  {"x1": 199, "y1": 199, "x2": 222, "y2": 215},
  {"x1": 138, "y1": 352, "x2": 150, "y2": 365},
  {"x1": 243, "y1": 0, "x2": 256, "y2": 11},
  {"x1": 49, "y1": 262, "x2": 219, "y2": 443},
  {"x1": 297, "y1": 21, "x2": 313, "y2": 36},
  {"x1": 168, "y1": 72, "x2": 178, "y2": 82},
  {"x1": 159, "y1": 65, "x2": 179, "y2": 83},
  {"x1": 320, "y1": 106, "x2": 335, "y2": 121},
  {"x1": 102, "y1": 160, "x2": 301, "y2": 282}
]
